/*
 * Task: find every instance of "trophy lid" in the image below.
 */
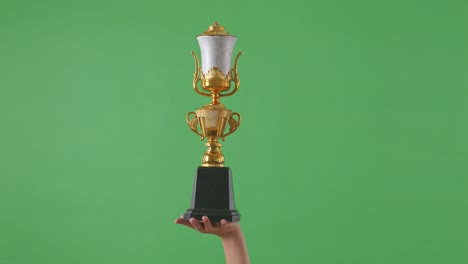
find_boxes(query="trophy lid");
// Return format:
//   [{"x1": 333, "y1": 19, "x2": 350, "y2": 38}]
[{"x1": 200, "y1": 21, "x2": 234, "y2": 36}]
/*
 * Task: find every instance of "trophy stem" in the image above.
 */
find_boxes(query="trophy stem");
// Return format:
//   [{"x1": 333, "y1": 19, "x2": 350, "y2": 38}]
[
  {"x1": 202, "y1": 137, "x2": 225, "y2": 167},
  {"x1": 211, "y1": 91, "x2": 221, "y2": 105}
]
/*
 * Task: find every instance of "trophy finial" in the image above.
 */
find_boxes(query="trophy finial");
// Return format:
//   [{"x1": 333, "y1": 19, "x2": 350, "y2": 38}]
[{"x1": 201, "y1": 21, "x2": 230, "y2": 36}]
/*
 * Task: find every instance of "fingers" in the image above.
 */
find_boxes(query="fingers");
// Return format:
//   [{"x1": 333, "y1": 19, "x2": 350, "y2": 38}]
[
  {"x1": 220, "y1": 219, "x2": 228, "y2": 226},
  {"x1": 174, "y1": 214, "x2": 184, "y2": 222},
  {"x1": 176, "y1": 215, "x2": 229, "y2": 233},
  {"x1": 174, "y1": 214, "x2": 185, "y2": 222},
  {"x1": 202, "y1": 216, "x2": 213, "y2": 231},
  {"x1": 189, "y1": 217, "x2": 206, "y2": 233},
  {"x1": 175, "y1": 216, "x2": 195, "y2": 229}
]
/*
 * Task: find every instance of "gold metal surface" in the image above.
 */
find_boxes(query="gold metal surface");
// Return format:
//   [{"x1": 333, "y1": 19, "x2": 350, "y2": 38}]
[
  {"x1": 191, "y1": 51, "x2": 242, "y2": 105},
  {"x1": 187, "y1": 22, "x2": 243, "y2": 167},
  {"x1": 200, "y1": 21, "x2": 231, "y2": 36},
  {"x1": 187, "y1": 104, "x2": 242, "y2": 166},
  {"x1": 191, "y1": 51, "x2": 210, "y2": 98},
  {"x1": 186, "y1": 112, "x2": 203, "y2": 139},
  {"x1": 221, "y1": 52, "x2": 242, "y2": 97},
  {"x1": 201, "y1": 67, "x2": 232, "y2": 92},
  {"x1": 221, "y1": 112, "x2": 241, "y2": 140}
]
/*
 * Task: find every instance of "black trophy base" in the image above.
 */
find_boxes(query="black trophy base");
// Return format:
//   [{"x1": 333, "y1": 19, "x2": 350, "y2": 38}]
[
  {"x1": 184, "y1": 209, "x2": 240, "y2": 223},
  {"x1": 184, "y1": 166, "x2": 240, "y2": 223}
]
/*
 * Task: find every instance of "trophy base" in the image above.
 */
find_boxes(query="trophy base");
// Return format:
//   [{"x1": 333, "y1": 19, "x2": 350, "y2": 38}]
[
  {"x1": 183, "y1": 166, "x2": 241, "y2": 223},
  {"x1": 184, "y1": 209, "x2": 240, "y2": 223}
]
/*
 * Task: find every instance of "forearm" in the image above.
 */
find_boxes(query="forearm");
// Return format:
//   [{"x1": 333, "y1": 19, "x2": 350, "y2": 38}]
[{"x1": 221, "y1": 230, "x2": 250, "y2": 264}]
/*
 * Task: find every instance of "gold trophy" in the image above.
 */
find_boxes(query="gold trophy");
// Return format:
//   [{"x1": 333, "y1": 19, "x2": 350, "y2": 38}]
[{"x1": 183, "y1": 22, "x2": 242, "y2": 222}]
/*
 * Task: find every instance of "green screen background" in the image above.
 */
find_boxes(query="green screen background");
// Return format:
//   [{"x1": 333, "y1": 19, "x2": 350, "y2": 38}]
[{"x1": 1, "y1": 0, "x2": 467, "y2": 263}]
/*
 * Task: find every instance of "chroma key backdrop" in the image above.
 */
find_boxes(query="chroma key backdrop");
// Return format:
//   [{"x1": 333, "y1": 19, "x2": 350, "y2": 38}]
[{"x1": 0, "y1": 0, "x2": 467, "y2": 264}]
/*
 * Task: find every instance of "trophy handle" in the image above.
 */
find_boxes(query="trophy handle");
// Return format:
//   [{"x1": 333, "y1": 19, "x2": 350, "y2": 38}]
[
  {"x1": 186, "y1": 111, "x2": 204, "y2": 140},
  {"x1": 191, "y1": 51, "x2": 211, "y2": 97},
  {"x1": 221, "y1": 112, "x2": 241, "y2": 141},
  {"x1": 221, "y1": 52, "x2": 242, "y2": 97}
]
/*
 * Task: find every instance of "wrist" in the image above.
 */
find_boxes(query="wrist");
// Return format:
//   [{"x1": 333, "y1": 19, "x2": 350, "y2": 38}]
[
  {"x1": 220, "y1": 227, "x2": 250, "y2": 264},
  {"x1": 220, "y1": 228, "x2": 244, "y2": 241}
]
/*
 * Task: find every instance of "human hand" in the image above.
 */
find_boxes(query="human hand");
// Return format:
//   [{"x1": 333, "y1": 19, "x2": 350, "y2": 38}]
[
  {"x1": 175, "y1": 215, "x2": 242, "y2": 239},
  {"x1": 175, "y1": 215, "x2": 250, "y2": 264}
]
